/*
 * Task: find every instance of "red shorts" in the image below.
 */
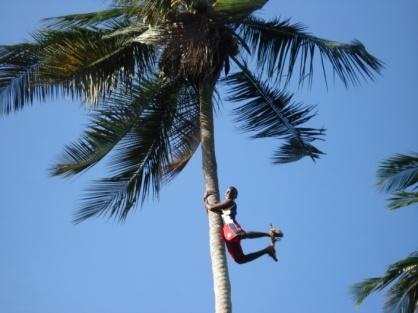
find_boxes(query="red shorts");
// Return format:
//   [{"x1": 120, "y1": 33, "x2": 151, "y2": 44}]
[{"x1": 223, "y1": 223, "x2": 245, "y2": 260}]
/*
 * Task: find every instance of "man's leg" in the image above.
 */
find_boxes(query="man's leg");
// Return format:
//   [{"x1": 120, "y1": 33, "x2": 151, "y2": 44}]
[
  {"x1": 241, "y1": 231, "x2": 270, "y2": 239},
  {"x1": 226, "y1": 239, "x2": 278, "y2": 264},
  {"x1": 241, "y1": 227, "x2": 283, "y2": 240},
  {"x1": 235, "y1": 245, "x2": 277, "y2": 264}
]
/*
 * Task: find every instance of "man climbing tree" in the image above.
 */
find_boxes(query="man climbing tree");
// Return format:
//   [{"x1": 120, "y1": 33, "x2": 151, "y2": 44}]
[{"x1": 205, "y1": 187, "x2": 283, "y2": 264}]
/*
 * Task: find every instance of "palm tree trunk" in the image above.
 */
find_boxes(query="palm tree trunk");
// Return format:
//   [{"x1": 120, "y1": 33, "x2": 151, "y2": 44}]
[{"x1": 199, "y1": 81, "x2": 232, "y2": 313}]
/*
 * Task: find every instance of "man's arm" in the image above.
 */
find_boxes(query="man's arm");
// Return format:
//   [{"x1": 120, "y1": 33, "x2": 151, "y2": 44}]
[
  {"x1": 205, "y1": 198, "x2": 234, "y2": 213},
  {"x1": 203, "y1": 190, "x2": 216, "y2": 202}
]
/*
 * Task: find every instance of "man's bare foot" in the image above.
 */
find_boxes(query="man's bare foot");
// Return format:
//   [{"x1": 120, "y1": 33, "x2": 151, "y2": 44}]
[
  {"x1": 269, "y1": 227, "x2": 283, "y2": 239},
  {"x1": 267, "y1": 245, "x2": 278, "y2": 262}
]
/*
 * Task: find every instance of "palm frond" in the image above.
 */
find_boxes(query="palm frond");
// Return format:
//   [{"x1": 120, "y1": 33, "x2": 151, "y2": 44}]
[
  {"x1": 0, "y1": 44, "x2": 43, "y2": 114},
  {"x1": 112, "y1": 0, "x2": 140, "y2": 5},
  {"x1": 140, "y1": 0, "x2": 176, "y2": 25},
  {"x1": 385, "y1": 272, "x2": 418, "y2": 313},
  {"x1": 102, "y1": 23, "x2": 148, "y2": 39},
  {"x1": 377, "y1": 153, "x2": 418, "y2": 193},
  {"x1": 0, "y1": 25, "x2": 155, "y2": 114},
  {"x1": 210, "y1": 0, "x2": 267, "y2": 21},
  {"x1": 170, "y1": 0, "x2": 201, "y2": 9},
  {"x1": 37, "y1": 26, "x2": 155, "y2": 104},
  {"x1": 224, "y1": 58, "x2": 325, "y2": 163},
  {"x1": 237, "y1": 17, "x2": 383, "y2": 87},
  {"x1": 163, "y1": 86, "x2": 201, "y2": 182},
  {"x1": 351, "y1": 251, "x2": 418, "y2": 313},
  {"x1": 53, "y1": 77, "x2": 200, "y2": 181},
  {"x1": 132, "y1": 25, "x2": 169, "y2": 46},
  {"x1": 272, "y1": 138, "x2": 324, "y2": 164},
  {"x1": 41, "y1": 7, "x2": 139, "y2": 30},
  {"x1": 387, "y1": 192, "x2": 418, "y2": 210},
  {"x1": 72, "y1": 78, "x2": 200, "y2": 222},
  {"x1": 139, "y1": 0, "x2": 210, "y2": 25},
  {"x1": 73, "y1": 77, "x2": 178, "y2": 222},
  {"x1": 352, "y1": 277, "x2": 385, "y2": 306},
  {"x1": 50, "y1": 80, "x2": 151, "y2": 177}
]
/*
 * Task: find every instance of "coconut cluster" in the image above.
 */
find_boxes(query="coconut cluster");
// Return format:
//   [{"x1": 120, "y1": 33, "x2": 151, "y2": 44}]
[{"x1": 159, "y1": 12, "x2": 238, "y2": 83}]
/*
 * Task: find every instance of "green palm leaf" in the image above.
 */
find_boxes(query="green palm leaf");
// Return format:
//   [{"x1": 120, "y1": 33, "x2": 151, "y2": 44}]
[
  {"x1": 224, "y1": 58, "x2": 324, "y2": 163},
  {"x1": 272, "y1": 138, "x2": 324, "y2": 164},
  {"x1": 52, "y1": 77, "x2": 200, "y2": 180},
  {"x1": 376, "y1": 153, "x2": 418, "y2": 210},
  {"x1": 140, "y1": 0, "x2": 180, "y2": 25},
  {"x1": 162, "y1": 87, "x2": 201, "y2": 182},
  {"x1": 238, "y1": 17, "x2": 383, "y2": 87},
  {"x1": 50, "y1": 78, "x2": 157, "y2": 177},
  {"x1": 37, "y1": 26, "x2": 155, "y2": 103},
  {"x1": 377, "y1": 153, "x2": 418, "y2": 193},
  {"x1": 211, "y1": 0, "x2": 267, "y2": 21},
  {"x1": 41, "y1": 6, "x2": 139, "y2": 30},
  {"x1": 387, "y1": 192, "x2": 418, "y2": 210},
  {"x1": 0, "y1": 43, "x2": 43, "y2": 113},
  {"x1": 352, "y1": 251, "x2": 418, "y2": 313},
  {"x1": 68, "y1": 77, "x2": 199, "y2": 222},
  {"x1": 0, "y1": 25, "x2": 155, "y2": 114},
  {"x1": 74, "y1": 78, "x2": 178, "y2": 222}
]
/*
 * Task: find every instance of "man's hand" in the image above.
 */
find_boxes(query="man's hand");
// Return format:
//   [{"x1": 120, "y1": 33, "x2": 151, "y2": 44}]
[
  {"x1": 204, "y1": 202, "x2": 210, "y2": 214},
  {"x1": 203, "y1": 190, "x2": 216, "y2": 214},
  {"x1": 203, "y1": 190, "x2": 216, "y2": 203}
]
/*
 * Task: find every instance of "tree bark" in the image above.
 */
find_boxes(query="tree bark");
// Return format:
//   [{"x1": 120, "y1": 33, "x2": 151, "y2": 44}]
[{"x1": 199, "y1": 81, "x2": 232, "y2": 313}]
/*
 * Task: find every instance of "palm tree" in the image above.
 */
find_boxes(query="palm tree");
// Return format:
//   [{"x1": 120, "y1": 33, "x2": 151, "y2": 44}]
[
  {"x1": 352, "y1": 252, "x2": 418, "y2": 313},
  {"x1": 352, "y1": 152, "x2": 418, "y2": 313},
  {"x1": 0, "y1": 1, "x2": 381, "y2": 312},
  {"x1": 377, "y1": 153, "x2": 418, "y2": 210}
]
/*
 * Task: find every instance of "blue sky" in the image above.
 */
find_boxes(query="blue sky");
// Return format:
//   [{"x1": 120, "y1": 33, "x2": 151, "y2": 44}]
[{"x1": 0, "y1": 1, "x2": 417, "y2": 313}]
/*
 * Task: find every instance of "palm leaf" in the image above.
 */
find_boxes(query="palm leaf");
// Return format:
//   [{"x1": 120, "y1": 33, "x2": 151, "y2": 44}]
[
  {"x1": 50, "y1": 78, "x2": 157, "y2": 177},
  {"x1": 37, "y1": 26, "x2": 155, "y2": 104},
  {"x1": 210, "y1": 0, "x2": 267, "y2": 21},
  {"x1": 0, "y1": 25, "x2": 155, "y2": 113},
  {"x1": 386, "y1": 273, "x2": 418, "y2": 313},
  {"x1": 102, "y1": 23, "x2": 148, "y2": 39},
  {"x1": 112, "y1": 0, "x2": 140, "y2": 5},
  {"x1": 73, "y1": 78, "x2": 178, "y2": 222},
  {"x1": 41, "y1": 7, "x2": 139, "y2": 30},
  {"x1": 0, "y1": 44, "x2": 43, "y2": 114},
  {"x1": 52, "y1": 77, "x2": 200, "y2": 181},
  {"x1": 163, "y1": 86, "x2": 201, "y2": 182},
  {"x1": 387, "y1": 192, "x2": 418, "y2": 210},
  {"x1": 351, "y1": 251, "x2": 418, "y2": 313},
  {"x1": 272, "y1": 138, "x2": 324, "y2": 164},
  {"x1": 131, "y1": 25, "x2": 169, "y2": 46},
  {"x1": 224, "y1": 58, "x2": 325, "y2": 163},
  {"x1": 377, "y1": 153, "x2": 418, "y2": 193},
  {"x1": 237, "y1": 17, "x2": 383, "y2": 87},
  {"x1": 140, "y1": 0, "x2": 176, "y2": 25},
  {"x1": 72, "y1": 78, "x2": 200, "y2": 222}
]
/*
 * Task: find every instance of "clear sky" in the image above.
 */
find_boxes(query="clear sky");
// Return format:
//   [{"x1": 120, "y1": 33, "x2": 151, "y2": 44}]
[{"x1": 0, "y1": 1, "x2": 417, "y2": 313}]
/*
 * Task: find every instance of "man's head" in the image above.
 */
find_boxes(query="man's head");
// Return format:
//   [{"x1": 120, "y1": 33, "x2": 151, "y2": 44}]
[{"x1": 225, "y1": 186, "x2": 238, "y2": 200}]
